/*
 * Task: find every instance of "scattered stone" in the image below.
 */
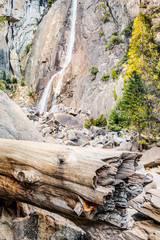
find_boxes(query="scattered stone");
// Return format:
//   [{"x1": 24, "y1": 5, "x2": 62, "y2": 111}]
[
  {"x1": 90, "y1": 126, "x2": 106, "y2": 136},
  {"x1": 42, "y1": 127, "x2": 52, "y2": 136},
  {"x1": 67, "y1": 130, "x2": 78, "y2": 141},
  {"x1": 64, "y1": 140, "x2": 76, "y2": 146}
]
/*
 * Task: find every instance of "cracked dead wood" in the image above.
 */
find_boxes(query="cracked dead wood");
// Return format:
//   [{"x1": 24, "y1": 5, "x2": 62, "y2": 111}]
[{"x1": 0, "y1": 139, "x2": 150, "y2": 240}]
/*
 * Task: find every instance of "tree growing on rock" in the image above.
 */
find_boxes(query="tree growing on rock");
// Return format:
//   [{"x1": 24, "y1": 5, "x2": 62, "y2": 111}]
[{"x1": 124, "y1": 12, "x2": 160, "y2": 127}]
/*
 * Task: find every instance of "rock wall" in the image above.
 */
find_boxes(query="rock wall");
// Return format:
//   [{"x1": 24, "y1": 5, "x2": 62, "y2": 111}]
[
  {"x1": 26, "y1": 0, "x2": 141, "y2": 116},
  {"x1": 0, "y1": 0, "x2": 47, "y2": 79},
  {"x1": 0, "y1": 0, "x2": 159, "y2": 116}
]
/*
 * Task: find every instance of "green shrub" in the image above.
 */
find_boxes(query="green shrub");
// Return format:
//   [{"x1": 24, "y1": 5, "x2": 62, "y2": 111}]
[
  {"x1": 94, "y1": 114, "x2": 107, "y2": 127},
  {"x1": 47, "y1": 0, "x2": 56, "y2": 8},
  {"x1": 99, "y1": 10, "x2": 110, "y2": 23},
  {"x1": 97, "y1": 2, "x2": 107, "y2": 9},
  {"x1": 2, "y1": 71, "x2": 6, "y2": 80},
  {"x1": 0, "y1": 80, "x2": 6, "y2": 92},
  {"x1": 139, "y1": 0, "x2": 147, "y2": 8},
  {"x1": 101, "y1": 72, "x2": 110, "y2": 81},
  {"x1": 6, "y1": 78, "x2": 12, "y2": 84},
  {"x1": 12, "y1": 77, "x2": 18, "y2": 84},
  {"x1": 108, "y1": 109, "x2": 121, "y2": 132},
  {"x1": 84, "y1": 114, "x2": 107, "y2": 128},
  {"x1": 113, "y1": 90, "x2": 117, "y2": 100},
  {"x1": 28, "y1": 84, "x2": 33, "y2": 96},
  {"x1": 145, "y1": 6, "x2": 160, "y2": 18},
  {"x1": 108, "y1": 125, "x2": 121, "y2": 132},
  {"x1": 108, "y1": 109, "x2": 119, "y2": 125},
  {"x1": 21, "y1": 77, "x2": 25, "y2": 86},
  {"x1": 112, "y1": 31, "x2": 118, "y2": 36},
  {"x1": 152, "y1": 20, "x2": 160, "y2": 33},
  {"x1": 111, "y1": 69, "x2": 118, "y2": 79},
  {"x1": 89, "y1": 65, "x2": 99, "y2": 75},
  {"x1": 98, "y1": 31, "x2": 104, "y2": 37},
  {"x1": 84, "y1": 116, "x2": 95, "y2": 128},
  {"x1": 105, "y1": 36, "x2": 122, "y2": 50},
  {"x1": 25, "y1": 44, "x2": 32, "y2": 54},
  {"x1": 120, "y1": 20, "x2": 134, "y2": 37}
]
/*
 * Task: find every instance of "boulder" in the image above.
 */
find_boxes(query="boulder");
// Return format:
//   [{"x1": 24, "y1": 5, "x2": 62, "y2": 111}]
[
  {"x1": 90, "y1": 126, "x2": 106, "y2": 136},
  {"x1": 130, "y1": 189, "x2": 160, "y2": 224},
  {"x1": 116, "y1": 142, "x2": 132, "y2": 151},
  {"x1": 103, "y1": 141, "x2": 114, "y2": 149},
  {"x1": 113, "y1": 136, "x2": 126, "y2": 146},
  {"x1": 156, "y1": 140, "x2": 160, "y2": 147},
  {"x1": 0, "y1": 91, "x2": 44, "y2": 141},
  {"x1": 67, "y1": 130, "x2": 78, "y2": 141},
  {"x1": 41, "y1": 127, "x2": 52, "y2": 136},
  {"x1": 54, "y1": 114, "x2": 83, "y2": 129},
  {"x1": 64, "y1": 140, "x2": 76, "y2": 146},
  {"x1": 76, "y1": 131, "x2": 88, "y2": 141},
  {"x1": 140, "y1": 147, "x2": 160, "y2": 168},
  {"x1": 121, "y1": 220, "x2": 160, "y2": 240},
  {"x1": 0, "y1": 204, "x2": 90, "y2": 240}
]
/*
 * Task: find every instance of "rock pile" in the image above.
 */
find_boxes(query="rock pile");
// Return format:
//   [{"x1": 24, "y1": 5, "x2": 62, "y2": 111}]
[{"x1": 22, "y1": 104, "x2": 139, "y2": 151}]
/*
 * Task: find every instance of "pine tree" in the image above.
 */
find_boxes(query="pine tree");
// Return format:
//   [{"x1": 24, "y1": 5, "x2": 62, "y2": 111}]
[
  {"x1": 124, "y1": 12, "x2": 159, "y2": 85},
  {"x1": 124, "y1": 12, "x2": 160, "y2": 132},
  {"x1": 120, "y1": 71, "x2": 148, "y2": 151}
]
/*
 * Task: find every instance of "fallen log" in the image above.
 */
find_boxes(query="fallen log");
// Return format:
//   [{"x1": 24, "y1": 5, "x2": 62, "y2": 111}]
[{"x1": 0, "y1": 139, "x2": 150, "y2": 239}]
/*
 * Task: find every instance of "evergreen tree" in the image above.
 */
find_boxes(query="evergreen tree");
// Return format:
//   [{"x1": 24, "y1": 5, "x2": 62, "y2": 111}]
[
  {"x1": 124, "y1": 12, "x2": 160, "y2": 132},
  {"x1": 120, "y1": 71, "x2": 148, "y2": 151},
  {"x1": 124, "y1": 12, "x2": 159, "y2": 85}
]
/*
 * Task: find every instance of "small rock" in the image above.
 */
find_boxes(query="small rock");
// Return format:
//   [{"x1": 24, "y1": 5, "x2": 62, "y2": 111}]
[
  {"x1": 64, "y1": 140, "x2": 76, "y2": 146},
  {"x1": 42, "y1": 127, "x2": 52, "y2": 136},
  {"x1": 56, "y1": 132, "x2": 67, "y2": 139},
  {"x1": 113, "y1": 136, "x2": 125, "y2": 146},
  {"x1": 90, "y1": 126, "x2": 106, "y2": 136},
  {"x1": 67, "y1": 130, "x2": 78, "y2": 141},
  {"x1": 103, "y1": 141, "x2": 114, "y2": 149},
  {"x1": 47, "y1": 120, "x2": 55, "y2": 128},
  {"x1": 48, "y1": 112, "x2": 55, "y2": 120}
]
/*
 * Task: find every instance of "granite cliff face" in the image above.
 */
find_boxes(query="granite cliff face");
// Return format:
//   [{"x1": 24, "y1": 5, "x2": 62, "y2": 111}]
[
  {"x1": 0, "y1": 0, "x2": 47, "y2": 79},
  {"x1": 0, "y1": 0, "x2": 159, "y2": 116}
]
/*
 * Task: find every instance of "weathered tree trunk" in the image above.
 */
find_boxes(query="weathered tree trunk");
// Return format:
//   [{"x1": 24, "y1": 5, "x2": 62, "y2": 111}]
[{"x1": 0, "y1": 139, "x2": 149, "y2": 239}]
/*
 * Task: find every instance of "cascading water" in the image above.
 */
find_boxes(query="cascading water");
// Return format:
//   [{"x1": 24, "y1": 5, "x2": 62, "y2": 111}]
[{"x1": 38, "y1": 0, "x2": 77, "y2": 112}]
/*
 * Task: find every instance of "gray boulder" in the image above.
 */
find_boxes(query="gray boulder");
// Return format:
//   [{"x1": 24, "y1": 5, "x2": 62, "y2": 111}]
[
  {"x1": 140, "y1": 147, "x2": 160, "y2": 168},
  {"x1": 0, "y1": 91, "x2": 44, "y2": 141},
  {"x1": 67, "y1": 130, "x2": 78, "y2": 141},
  {"x1": 54, "y1": 113, "x2": 83, "y2": 129},
  {"x1": 90, "y1": 126, "x2": 106, "y2": 136}
]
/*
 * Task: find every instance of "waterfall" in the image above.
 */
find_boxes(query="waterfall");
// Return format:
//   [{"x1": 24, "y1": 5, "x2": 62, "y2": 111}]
[{"x1": 38, "y1": 0, "x2": 77, "y2": 112}]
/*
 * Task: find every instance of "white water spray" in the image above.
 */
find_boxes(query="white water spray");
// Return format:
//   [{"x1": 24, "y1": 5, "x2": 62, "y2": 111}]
[{"x1": 38, "y1": 0, "x2": 77, "y2": 112}]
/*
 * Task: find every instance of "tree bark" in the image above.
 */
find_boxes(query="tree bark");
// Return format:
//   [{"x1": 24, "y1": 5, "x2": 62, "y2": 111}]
[{"x1": 0, "y1": 139, "x2": 148, "y2": 239}]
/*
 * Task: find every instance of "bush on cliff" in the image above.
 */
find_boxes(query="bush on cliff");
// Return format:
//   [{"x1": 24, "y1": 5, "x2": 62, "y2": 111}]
[
  {"x1": 101, "y1": 72, "x2": 110, "y2": 81},
  {"x1": 89, "y1": 65, "x2": 99, "y2": 75},
  {"x1": 0, "y1": 80, "x2": 6, "y2": 92},
  {"x1": 105, "y1": 36, "x2": 122, "y2": 50}
]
